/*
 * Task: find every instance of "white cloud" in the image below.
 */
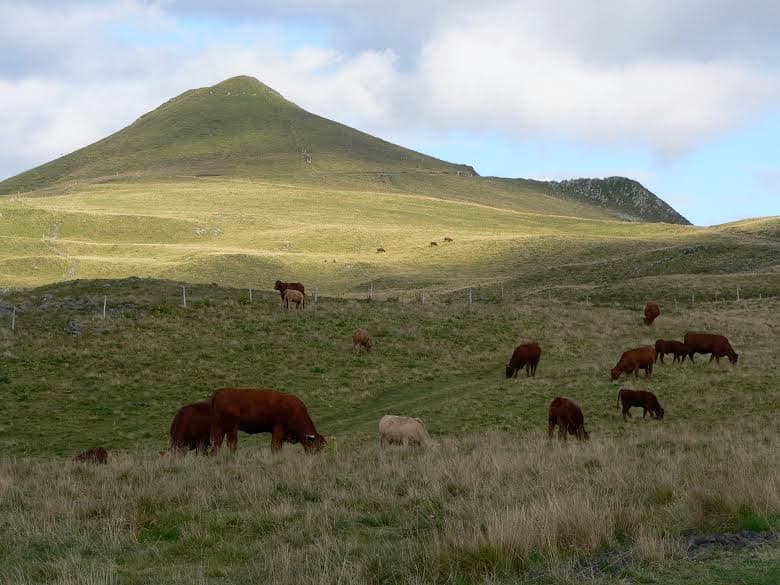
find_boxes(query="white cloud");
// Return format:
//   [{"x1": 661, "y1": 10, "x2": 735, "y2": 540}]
[{"x1": 1, "y1": 0, "x2": 779, "y2": 180}]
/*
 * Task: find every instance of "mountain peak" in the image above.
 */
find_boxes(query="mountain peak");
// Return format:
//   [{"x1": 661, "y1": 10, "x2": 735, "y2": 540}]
[{"x1": 206, "y1": 76, "x2": 288, "y2": 102}]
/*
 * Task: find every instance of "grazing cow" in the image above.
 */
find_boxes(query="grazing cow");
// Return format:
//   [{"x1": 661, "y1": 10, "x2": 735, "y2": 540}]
[
  {"x1": 610, "y1": 346, "x2": 656, "y2": 381},
  {"x1": 643, "y1": 302, "x2": 660, "y2": 325},
  {"x1": 379, "y1": 415, "x2": 432, "y2": 447},
  {"x1": 210, "y1": 388, "x2": 326, "y2": 453},
  {"x1": 274, "y1": 280, "x2": 305, "y2": 306},
  {"x1": 654, "y1": 339, "x2": 689, "y2": 363},
  {"x1": 684, "y1": 332, "x2": 738, "y2": 365},
  {"x1": 73, "y1": 447, "x2": 108, "y2": 464},
  {"x1": 169, "y1": 400, "x2": 211, "y2": 454},
  {"x1": 352, "y1": 328, "x2": 372, "y2": 353},
  {"x1": 443, "y1": 237, "x2": 454, "y2": 242},
  {"x1": 376, "y1": 248, "x2": 386, "y2": 253},
  {"x1": 283, "y1": 288, "x2": 305, "y2": 310},
  {"x1": 505, "y1": 342, "x2": 541, "y2": 378},
  {"x1": 616, "y1": 388, "x2": 664, "y2": 421},
  {"x1": 547, "y1": 397, "x2": 589, "y2": 441},
  {"x1": 430, "y1": 241, "x2": 438, "y2": 247}
]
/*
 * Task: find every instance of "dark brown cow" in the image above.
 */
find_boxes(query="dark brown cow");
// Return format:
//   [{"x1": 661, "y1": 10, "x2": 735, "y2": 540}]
[
  {"x1": 684, "y1": 332, "x2": 738, "y2": 365},
  {"x1": 376, "y1": 248, "x2": 386, "y2": 253},
  {"x1": 616, "y1": 388, "x2": 664, "y2": 421},
  {"x1": 610, "y1": 346, "x2": 655, "y2": 381},
  {"x1": 443, "y1": 237, "x2": 454, "y2": 242},
  {"x1": 73, "y1": 447, "x2": 108, "y2": 464},
  {"x1": 547, "y1": 397, "x2": 589, "y2": 441},
  {"x1": 169, "y1": 400, "x2": 211, "y2": 454},
  {"x1": 274, "y1": 280, "x2": 305, "y2": 306},
  {"x1": 505, "y1": 342, "x2": 541, "y2": 378},
  {"x1": 210, "y1": 388, "x2": 326, "y2": 453},
  {"x1": 654, "y1": 339, "x2": 689, "y2": 363},
  {"x1": 430, "y1": 241, "x2": 438, "y2": 247},
  {"x1": 643, "y1": 302, "x2": 660, "y2": 325}
]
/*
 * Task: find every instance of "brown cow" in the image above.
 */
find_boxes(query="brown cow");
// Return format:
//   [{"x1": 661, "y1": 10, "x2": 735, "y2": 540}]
[
  {"x1": 376, "y1": 248, "x2": 386, "y2": 253},
  {"x1": 643, "y1": 302, "x2": 660, "y2": 325},
  {"x1": 610, "y1": 346, "x2": 655, "y2": 381},
  {"x1": 210, "y1": 388, "x2": 326, "y2": 453},
  {"x1": 274, "y1": 280, "x2": 305, "y2": 306},
  {"x1": 443, "y1": 237, "x2": 454, "y2": 242},
  {"x1": 430, "y1": 241, "x2": 438, "y2": 247},
  {"x1": 547, "y1": 397, "x2": 589, "y2": 441},
  {"x1": 505, "y1": 342, "x2": 541, "y2": 378},
  {"x1": 283, "y1": 288, "x2": 305, "y2": 310},
  {"x1": 73, "y1": 447, "x2": 108, "y2": 464},
  {"x1": 684, "y1": 332, "x2": 738, "y2": 364},
  {"x1": 169, "y1": 400, "x2": 211, "y2": 454},
  {"x1": 616, "y1": 388, "x2": 664, "y2": 421},
  {"x1": 654, "y1": 339, "x2": 689, "y2": 363},
  {"x1": 353, "y1": 328, "x2": 372, "y2": 353}
]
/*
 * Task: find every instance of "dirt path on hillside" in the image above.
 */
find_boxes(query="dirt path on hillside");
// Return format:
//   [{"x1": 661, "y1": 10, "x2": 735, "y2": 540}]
[{"x1": 44, "y1": 221, "x2": 79, "y2": 281}]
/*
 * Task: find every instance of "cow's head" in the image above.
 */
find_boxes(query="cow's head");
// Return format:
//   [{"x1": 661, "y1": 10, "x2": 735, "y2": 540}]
[
  {"x1": 729, "y1": 351, "x2": 738, "y2": 365},
  {"x1": 274, "y1": 280, "x2": 283, "y2": 291},
  {"x1": 505, "y1": 365, "x2": 515, "y2": 378},
  {"x1": 302, "y1": 433, "x2": 326, "y2": 453},
  {"x1": 366, "y1": 339, "x2": 372, "y2": 352},
  {"x1": 610, "y1": 367, "x2": 621, "y2": 381},
  {"x1": 654, "y1": 405, "x2": 665, "y2": 419}
]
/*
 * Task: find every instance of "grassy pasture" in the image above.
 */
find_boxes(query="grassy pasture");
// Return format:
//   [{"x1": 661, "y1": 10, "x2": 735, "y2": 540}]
[
  {"x1": 2, "y1": 178, "x2": 778, "y2": 296},
  {"x1": 0, "y1": 279, "x2": 777, "y2": 583}
]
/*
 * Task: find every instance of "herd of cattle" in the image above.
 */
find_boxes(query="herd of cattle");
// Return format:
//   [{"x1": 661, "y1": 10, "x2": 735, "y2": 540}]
[{"x1": 72, "y1": 293, "x2": 740, "y2": 463}]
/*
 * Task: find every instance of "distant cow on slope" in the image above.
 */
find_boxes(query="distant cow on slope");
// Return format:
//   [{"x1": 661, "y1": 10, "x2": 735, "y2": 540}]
[
  {"x1": 505, "y1": 342, "x2": 541, "y2": 378},
  {"x1": 654, "y1": 339, "x2": 689, "y2": 363},
  {"x1": 283, "y1": 289, "x2": 305, "y2": 310},
  {"x1": 611, "y1": 346, "x2": 656, "y2": 381},
  {"x1": 169, "y1": 400, "x2": 211, "y2": 454},
  {"x1": 379, "y1": 415, "x2": 432, "y2": 447},
  {"x1": 210, "y1": 388, "x2": 326, "y2": 453},
  {"x1": 376, "y1": 248, "x2": 386, "y2": 253},
  {"x1": 274, "y1": 280, "x2": 305, "y2": 306},
  {"x1": 430, "y1": 241, "x2": 438, "y2": 247},
  {"x1": 443, "y1": 237, "x2": 453, "y2": 242},
  {"x1": 352, "y1": 328, "x2": 372, "y2": 353},
  {"x1": 548, "y1": 397, "x2": 589, "y2": 441},
  {"x1": 617, "y1": 388, "x2": 664, "y2": 421},
  {"x1": 684, "y1": 332, "x2": 738, "y2": 365},
  {"x1": 643, "y1": 302, "x2": 660, "y2": 325},
  {"x1": 73, "y1": 447, "x2": 108, "y2": 464}
]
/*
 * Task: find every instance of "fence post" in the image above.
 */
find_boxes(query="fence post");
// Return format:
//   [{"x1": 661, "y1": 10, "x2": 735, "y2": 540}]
[
  {"x1": 103, "y1": 295, "x2": 107, "y2": 319},
  {"x1": 691, "y1": 292, "x2": 694, "y2": 306},
  {"x1": 675, "y1": 298, "x2": 678, "y2": 311},
  {"x1": 500, "y1": 284, "x2": 504, "y2": 300},
  {"x1": 468, "y1": 289, "x2": 472, "y2": 305},
  {"x1": 421, "y1": 292, "x2": 426, "y2": 304},
  {"x1": 369, "y1": 283, "x2": 373, "y2": 300},
  {"x1": 736, "y1": 287, "x2": 740, "y2": 303},
  {"x1": 249, "y1": 288, "x2": 253, "y2": 303},
  {"x1": 182, "y1": 286, "x2": 187, "y2": 308},
  {"x1": 314, "y1": 288, "x2": 318, "y2": 304},
  {"x1": 11, "y1": 306, "x2": 15, "y2": 331}
]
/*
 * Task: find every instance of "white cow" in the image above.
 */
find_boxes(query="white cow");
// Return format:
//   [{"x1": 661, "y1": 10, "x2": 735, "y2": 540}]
[{"x1": 379, "y1": 415, "x2": 432, "y2": 447}]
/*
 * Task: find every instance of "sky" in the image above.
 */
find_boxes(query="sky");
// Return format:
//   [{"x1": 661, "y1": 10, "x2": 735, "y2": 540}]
[{"x1": 1, "y1": 1, "x2": 779, "y2": 226}]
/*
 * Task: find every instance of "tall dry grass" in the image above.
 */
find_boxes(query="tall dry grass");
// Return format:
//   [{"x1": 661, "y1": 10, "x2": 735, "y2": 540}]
[{"x1": 1, "y1": 427, "x2": 777, "y2": 584}]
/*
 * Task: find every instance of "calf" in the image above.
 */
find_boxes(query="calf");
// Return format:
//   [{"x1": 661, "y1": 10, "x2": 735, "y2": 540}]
[
  {"x1": 548, "y1": 397, "x2": 589, "y2": 441},
  {"x1": 73, "y1": 447, "x2": 108, "y2": 464},
  {"x1": 379, "y1": 415, "x2": 432, "y2": 447},
  {"x1": 352, "y1": 328, "x2": 372, "y2": 353},
  {"x1": 654, "y1": 339, "x2": 689, "y2": 363},
  {"x1": 611, "y1": 346, "x2": 655, "y2": 381},
  {"x1": 505, "y1": 342, "x2": 541, "y2": 378},
  {"x1": 616, "y1": 388, "x2": 664, "y2": 421},
  {"x1": 283, "y1": 289, "x2": 305, "y2": 310},
  {"x1": 684, "y1": 332, "x2": 738, "y2": 365},
  {"x1": 274, "y1": 280, "x2": 305, "y2": 306}
]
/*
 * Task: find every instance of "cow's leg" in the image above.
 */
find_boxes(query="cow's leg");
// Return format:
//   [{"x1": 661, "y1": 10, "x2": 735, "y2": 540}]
[
  {"x1": 211, "y1": 425, "x2": 225, "y2": 453},
  {"x1": 513, "y1": 368, "x2": 519, "y2": 379},
  {"x1": 526, "y1": 364, "x2": 531, "y2": 377},
  {"x1": 560, "y1": 426, "x2": 567, "y2": 441},
  {"x1": 622, "y1": 406, "x2": 628, "y2": 421},
  {"x1": 634, "y1": 368, "x2": 639, "y2": 379},
  {"x1": 271, "y1": 426, "x2": 285, "y2": 452},
  {"x1": 227, "y1": 424, "x2": 239, "y2": 451},
  {"x1": 547, "y1": 420, "x2": 555, "y2": 440},
  {"x1": 642, "y1": 408, "x2": 648, "y2": 419}
]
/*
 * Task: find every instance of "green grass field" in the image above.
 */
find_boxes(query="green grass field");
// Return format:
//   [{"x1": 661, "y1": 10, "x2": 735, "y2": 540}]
[{"x1": 0, "y1": 279, "x2": 777, "y2": 583}]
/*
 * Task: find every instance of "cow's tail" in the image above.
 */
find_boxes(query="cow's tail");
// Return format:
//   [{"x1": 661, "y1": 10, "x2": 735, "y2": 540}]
[
  {"x1": 616, "y1": 388, "x2": 624, "y2": 409},
  {"x1": 209, "y1": 393, "x2": 219, "y2": 453}
]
